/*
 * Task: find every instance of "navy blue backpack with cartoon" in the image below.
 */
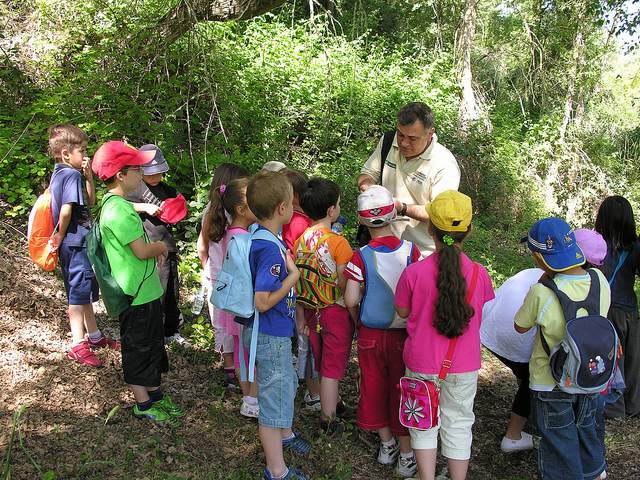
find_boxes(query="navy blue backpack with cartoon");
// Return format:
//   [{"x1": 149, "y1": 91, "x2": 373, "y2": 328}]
[{"x1": 540, "y1": 269, "x2": 620, "y2": 394}]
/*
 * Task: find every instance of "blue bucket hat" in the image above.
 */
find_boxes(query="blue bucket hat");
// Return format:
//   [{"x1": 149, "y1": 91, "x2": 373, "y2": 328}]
[
  {"x1": 522, "y1": 217, "x2": 585, "y2": 272},
  {"x1": 139, "y1": 144, "x2": 169, "y2": 175}
]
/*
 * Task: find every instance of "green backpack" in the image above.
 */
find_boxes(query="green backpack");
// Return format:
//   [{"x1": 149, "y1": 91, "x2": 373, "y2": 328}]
[{"x1": 86, "y1": 195, "x2": 145, "y2": 318}]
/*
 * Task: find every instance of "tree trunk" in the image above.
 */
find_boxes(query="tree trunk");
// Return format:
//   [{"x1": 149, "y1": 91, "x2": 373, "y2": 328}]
[
  {"x1": 159, "y1": 0, "x2": 287, "y2": 46},
  {"x1": 457, "y1": 0, "x2": 481, "y2": 128},
  {"x1": 560, "y1": 0, "x2": 586, "y2": 140}
]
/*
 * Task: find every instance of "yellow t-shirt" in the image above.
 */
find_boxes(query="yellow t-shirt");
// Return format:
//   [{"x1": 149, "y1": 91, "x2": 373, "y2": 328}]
[{"x1": 514, "y1": 269, "x2": 611, "y2": 391}]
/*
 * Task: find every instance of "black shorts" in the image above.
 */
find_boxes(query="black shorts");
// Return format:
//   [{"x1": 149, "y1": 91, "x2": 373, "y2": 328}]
[{"x1": 120, "y1": 299, "x2": 168, "y2": 386}]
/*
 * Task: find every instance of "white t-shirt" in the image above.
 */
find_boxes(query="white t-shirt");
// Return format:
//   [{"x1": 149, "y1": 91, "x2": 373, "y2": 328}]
[{"x1": 479, "y1": 268, "x2": 542, "y2": 363}]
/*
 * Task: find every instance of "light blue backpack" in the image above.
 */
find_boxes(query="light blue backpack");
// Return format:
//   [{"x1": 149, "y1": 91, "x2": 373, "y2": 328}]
[{"x1": 210, "y1": 225, "x2": 285, "y2": 382}]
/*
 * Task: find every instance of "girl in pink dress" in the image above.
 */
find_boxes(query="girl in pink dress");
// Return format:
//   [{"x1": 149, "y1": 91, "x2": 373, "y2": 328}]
[
  {"x1": 197, "y1": 164, "x2": 248, "y2": 387},
  {"x1": 394, "y1": 191, "x2": 494, "y2": 480}
]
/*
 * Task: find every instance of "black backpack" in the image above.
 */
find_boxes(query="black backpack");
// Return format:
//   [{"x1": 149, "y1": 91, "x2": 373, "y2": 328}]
[{"x1": 539, "y1": 270, "x2": 620, "y2": 394}]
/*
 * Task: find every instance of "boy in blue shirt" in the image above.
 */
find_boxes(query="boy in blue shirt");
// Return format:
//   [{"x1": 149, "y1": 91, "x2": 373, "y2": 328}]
[
  {"x1": 48, "y1": 124, "x2": 119, "y2": 367},
  {"x1": 245, "y1": 171, "x2": 310, "y2": 480}
]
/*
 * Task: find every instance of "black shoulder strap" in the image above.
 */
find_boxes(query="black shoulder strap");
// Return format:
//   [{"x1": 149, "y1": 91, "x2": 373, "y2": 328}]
[
  {"x1": 539, "y1": 270, "x2": 601, "y2": 355},
  {"x1": 379, "y1": 130, "x2": 395, "y2": 182}
]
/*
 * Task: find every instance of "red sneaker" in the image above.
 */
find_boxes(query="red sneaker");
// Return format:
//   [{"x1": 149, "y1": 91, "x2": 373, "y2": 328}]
[
  {"x1": 68, "y1": 341, "x2": 102, "y2": 367},
  {"x1": 87, "y1": 335, "x2": 120, "y2": 349}
]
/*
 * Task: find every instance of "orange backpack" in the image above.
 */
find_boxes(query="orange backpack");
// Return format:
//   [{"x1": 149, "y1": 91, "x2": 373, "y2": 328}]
[{"x1": 27, "y1": 175, "x2": 60, "y2": 271}]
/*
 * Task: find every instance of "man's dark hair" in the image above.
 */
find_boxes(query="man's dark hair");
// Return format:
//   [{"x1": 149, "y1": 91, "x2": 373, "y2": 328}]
[
  {"x1": 397, "y1": 102, "x2": 435, "y2": 132},
  {"x1": 299, "y1": 178, "x2": 340, "y2": 221}
]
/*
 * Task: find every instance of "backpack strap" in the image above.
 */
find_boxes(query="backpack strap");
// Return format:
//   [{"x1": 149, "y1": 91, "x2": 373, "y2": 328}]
[
  {"x1": 438, "y1": 263, "x2": 479, "y2": 381},
  {"x1": 238, "y1": 227, "x2": 286, "y2": 383},
  {"x1": 609, "y1": 251, "x2": 629, "y2": 286},
  {"x1": 539, "y1": 270, "x2": 601, "y2": 356},
  {"x1": 379, "y1": 130, "x2": 395, "y2": 180}
]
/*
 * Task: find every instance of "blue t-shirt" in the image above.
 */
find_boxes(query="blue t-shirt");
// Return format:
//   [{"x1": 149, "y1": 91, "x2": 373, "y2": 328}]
[
  {"x1": 248, "y1": 226, "x2": 296, "y2": 337},
  {"x1": 50, "y1": 164, "x2": 92, "y2": 247}
]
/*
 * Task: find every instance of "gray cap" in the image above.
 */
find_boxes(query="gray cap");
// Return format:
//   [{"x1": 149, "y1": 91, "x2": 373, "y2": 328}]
[
  {"x1": 139, "y1": 144, "x2": 169, "y2": 175},
  {"x1": 261, "y1": 161, "x2": 287, "y2": 172}
]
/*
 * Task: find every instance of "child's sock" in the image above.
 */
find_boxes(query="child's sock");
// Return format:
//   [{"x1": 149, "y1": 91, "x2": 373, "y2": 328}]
[
  {"x1": 382, "y1": 438, "x2": 396, "y2": 447},
  {"x1": 400, "y1": 450, "x2": 414, "y2": 459},
  {"x1": 148, "y1": 388, "x2": 163, "y2": 402},
  {"x1": 87, "y1": 329, "x2": 102, "y2": 343},
  {"x1": 72, "y1": 338, "x2": 86, "y2": 346},
  {"x1": 267, "y1": 467, "x2": 290, "y2": 480},
  {"x1": 246, "y1": 396, "x2": 258, "y2": 405},
  {"x1": 136, "y1": 398, "x2": 153, "y2": 412}
]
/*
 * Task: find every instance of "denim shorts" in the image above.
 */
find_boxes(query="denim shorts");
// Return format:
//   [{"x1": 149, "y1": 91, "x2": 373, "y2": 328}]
[
  {"x1": 243, "y1": 328, "x2": 297, "y2": 428},
  {"x1": 405, "y1": 368, "x2": 478, "y2": 460},
  {"x1": 531, "y1": 390, "x2": 605, "y2": 480},
  {"x1": 59, "y1": 244, "x2": 99, "y2": 305}
]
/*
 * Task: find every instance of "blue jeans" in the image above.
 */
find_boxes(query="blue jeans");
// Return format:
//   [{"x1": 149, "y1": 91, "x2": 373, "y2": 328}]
[
  {"x1": 531, "y1": 390, "x2": 605, "y2": 480},
  {"x1": 243, "y1": 328, "x2": 297, "y2": 428}
]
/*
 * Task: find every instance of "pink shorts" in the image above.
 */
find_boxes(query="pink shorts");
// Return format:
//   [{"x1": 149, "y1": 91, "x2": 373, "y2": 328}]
[
  {"x1": 306, "y1": 304, "x2": 354, "y2": 380},
  {"x1": 233, "y1": 333, "x2": 250, "y2": 370},
  {"x1": 356, "y1": 326, "x2": 409, "y2": 437}
]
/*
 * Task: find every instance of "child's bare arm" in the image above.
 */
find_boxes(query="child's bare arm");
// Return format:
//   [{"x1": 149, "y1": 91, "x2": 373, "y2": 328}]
[
  {"x1": 254, "y1": 253, "x2": 300, "y2": 313},
  {"x1": 197, "y1": 228, "x2": 209, "y2": 270},
  {"x1": 83, "y1": 158, "x2": 95, "y2": 206},
  {"x1": 344, "y1": 279, "x2": 364, "y2": 308},
  {"x1": 297, "y1": 305, "x2": 309, "y2": 336},
  {"x1": 52, "y1": 203, "x2": 72, "y2": 249},
  {"x1": 395, "y1": 303, "x2": 410, "y2": 319},
  {"x1": 337, "y1": 264, "x2": 348, "y2": 294},
  {"x1": 129, "y1": 237, "x2": 168, "y2": 268},
  {"x1": 131, "y1": 203, "x2": 162, "y2": 216}
]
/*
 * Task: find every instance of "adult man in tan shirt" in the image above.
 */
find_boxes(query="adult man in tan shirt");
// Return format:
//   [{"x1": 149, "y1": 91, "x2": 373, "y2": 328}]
[{"x1": 358, "y1": 102, "x2": 460, "y2": 256}]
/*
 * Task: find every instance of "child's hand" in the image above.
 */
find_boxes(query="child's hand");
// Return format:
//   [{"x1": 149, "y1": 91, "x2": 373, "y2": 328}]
[
  {"x1": 82, "y1": 157, "x2": 92, "y2": 178},
  {"x1": 298, "y1": 317, "x2": 309, "y2": 336},
  {"x1": 144, "y1": 204, "x2": 162, "y2": 216},
  {"x1": 156, "y1": 249, "x2": 168, "y2": 269}
]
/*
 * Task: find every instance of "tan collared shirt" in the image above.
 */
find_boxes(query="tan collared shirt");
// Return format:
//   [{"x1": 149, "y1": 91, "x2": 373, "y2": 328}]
[{"x1": 361, "y1": 132, "x2": 460, "y2": 256}]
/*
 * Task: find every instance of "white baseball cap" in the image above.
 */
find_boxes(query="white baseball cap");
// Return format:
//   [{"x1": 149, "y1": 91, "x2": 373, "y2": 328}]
[{"x1": 357, "y1": 185, "x2": 396, "y2": 227}]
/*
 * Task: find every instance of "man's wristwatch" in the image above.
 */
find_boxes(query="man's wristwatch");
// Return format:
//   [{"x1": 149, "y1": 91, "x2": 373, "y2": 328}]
[{"x1": 399, "y1": 203, "x2": 408, "y2": 216}]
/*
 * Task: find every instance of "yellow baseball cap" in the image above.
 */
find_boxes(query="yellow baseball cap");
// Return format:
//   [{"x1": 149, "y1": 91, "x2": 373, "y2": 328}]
[{"x1": 425, "y1": 190, "x2": 472, "y2": 232}]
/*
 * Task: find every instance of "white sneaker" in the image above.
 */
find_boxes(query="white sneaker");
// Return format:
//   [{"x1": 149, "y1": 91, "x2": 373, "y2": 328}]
[
  {"x1": 500, "y1": 432, "x2": 533, "y2": 453},
  {"x1": 377, "y1": 441, "x2": 400, "y2": 465},
  {"x1": 396, "y1": 456, "x2": 418, "y2": 477},
  {"x1": 303, "y1": 389, "x2": 321, "y2": 411},
  {"x1": 164, "y1": 333, "x2": 193, "y2": 348},
  {"x1": 240, "y1": 401, "x2": 259, "y2": 418}
]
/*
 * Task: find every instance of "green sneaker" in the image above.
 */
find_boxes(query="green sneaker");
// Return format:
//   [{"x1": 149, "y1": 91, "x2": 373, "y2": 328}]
[
  {"x1": 153, "y1": 395, "x2": 186, "y2": 417},
  {"x1": 132, "y1": 405, "x2": 180, "y2": 426}
]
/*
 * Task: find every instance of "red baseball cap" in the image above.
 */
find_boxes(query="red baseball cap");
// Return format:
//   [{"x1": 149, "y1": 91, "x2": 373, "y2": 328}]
[
  {"x1": 92, "y1": 141, "x2": 156, "y2": 180},
  {"x1": 158, "y1": 194, "x2": 188, "y2": 224}
]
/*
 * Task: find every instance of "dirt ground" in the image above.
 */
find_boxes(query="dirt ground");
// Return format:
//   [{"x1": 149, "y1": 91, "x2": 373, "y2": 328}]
[{"x1": 1, "y1": 201, "x2": 640, "y2": 480}]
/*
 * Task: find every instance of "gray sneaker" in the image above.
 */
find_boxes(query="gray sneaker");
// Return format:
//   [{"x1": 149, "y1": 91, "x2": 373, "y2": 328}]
[
  {"x1": 377, "y1": 441, "x2": 400, "y2": 465},
  {"x1": 396, "y1": 455, "x2": 418, "y2": 477}
]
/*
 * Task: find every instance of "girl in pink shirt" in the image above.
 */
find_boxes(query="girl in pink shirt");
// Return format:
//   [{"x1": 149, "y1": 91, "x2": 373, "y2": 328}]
[
  {"x1": 207, "y1": 177, "x2": 260, "y2": 418},
  {"x1": 394, "y1": 191, "x2": 494, "y2": 480}
]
